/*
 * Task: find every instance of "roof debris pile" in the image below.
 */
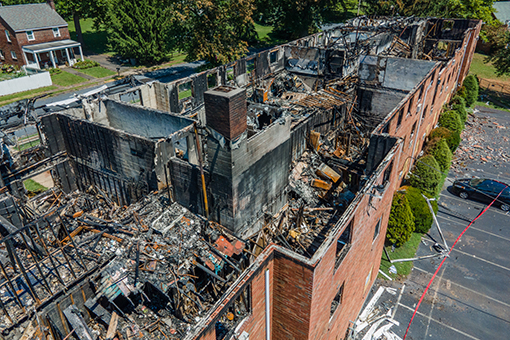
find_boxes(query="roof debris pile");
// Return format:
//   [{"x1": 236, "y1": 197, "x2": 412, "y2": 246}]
[
  {"x1": 250, "y1": 128, "x2": 368, "y2": 258},
  {"x1": 452, "y1": 110, "x2": 510, "y2": 172},
  {"x1": 0, "y1": 189, "x2": 248, "y2": 339}
]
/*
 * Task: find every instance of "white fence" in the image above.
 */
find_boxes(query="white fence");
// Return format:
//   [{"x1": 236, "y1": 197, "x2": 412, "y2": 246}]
[{"x1": 0, "y1": 68, "x2": 52, "y2": 96}]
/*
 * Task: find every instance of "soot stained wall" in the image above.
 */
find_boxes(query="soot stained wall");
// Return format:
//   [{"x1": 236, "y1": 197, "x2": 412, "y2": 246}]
[
  {"x1": 42, "y1": 113, "x2": 157, "y2": 205},
  {"x1": 105, "y1": 100, "x2": 194, "y2": 139}
]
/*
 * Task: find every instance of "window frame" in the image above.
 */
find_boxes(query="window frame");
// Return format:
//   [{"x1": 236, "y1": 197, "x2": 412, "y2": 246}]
[
  {"x1": 334, "y1": 220, "x2": 353, "y2": 271},
  {"x1": 5, "y1": 30, "x2": 11, "y2": 42},
  {"x1": 26, "y1": 30, "x2": 35, "y2": 41},
  {"x1": 10, "y1": 51, "x2": 17, "y2": 60},
  {"x1": 373, "y1": 217, "x2": 382, "y2": 242},
  {"x1": 330, "y1": 282, "x2": 345, "y2": 319},
  {"x1": 52, "y1": 27, "x2": 61, "y2": 37}
]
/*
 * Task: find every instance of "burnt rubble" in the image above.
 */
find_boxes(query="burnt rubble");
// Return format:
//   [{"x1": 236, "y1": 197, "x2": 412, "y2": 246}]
[{"x1": 0, "y1": 189, "x2": 248, "y2": 339}]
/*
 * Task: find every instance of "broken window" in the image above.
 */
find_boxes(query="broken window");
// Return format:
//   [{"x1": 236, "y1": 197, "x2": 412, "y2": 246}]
[
  {"x1": 373, "y1": 218, "x2": 381, "y2": 241},
  {"x1": 226, "y1": 66, "x2": 234, "y2": 81},
  {"x1": 410, "y1": 122, "x2": 416, "y2": 146},
  {"x1": 330, "y1": 282, "x2": 345, "y2": 317},
  {"x1": 246, "y1": 58, "x2": 255, "y2": 74},
  {"x1": 442, "y1": 20, "x2": 454, "y2": 31},
  {"x1": 178, "y1": 81, "x2": 193, "y2": 100},
  {"x1": 407, "y1": 96, "x2": 414, "y2": 116},
  {"x1": 208, "y1": 73, "x2": 217, "y2": 89},
  {"x1": 382, "y1": 160, "x2": 393, "y2": 185},
  {"x1": 382, "y1": 122, "x2": 390, "y2": 134},
  {"x1": 396, "y1": 108, "x2": 404, "y2": 129},
  {"x1": 418, "y1": 85, "x2": 424, "y2": 101},
  {"x1": 215, "y1": 285, "x2": 252, "y2": 340},
  {"x1": 270, "y1": 51, "x2": 277, "y2": 64},
  {"x1": 335, "y1": 220, "x2": 352, "y2": 270}
]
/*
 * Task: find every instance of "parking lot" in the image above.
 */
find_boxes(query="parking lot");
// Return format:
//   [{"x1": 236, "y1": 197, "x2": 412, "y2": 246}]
[{"x1": 366, "y1": 106, "x2": 510, "y2": 339}]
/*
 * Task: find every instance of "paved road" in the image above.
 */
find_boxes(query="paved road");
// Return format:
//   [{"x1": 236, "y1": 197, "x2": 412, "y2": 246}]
[{"x1": 364, "y1": 107, "x2": 510, "y2": 340}]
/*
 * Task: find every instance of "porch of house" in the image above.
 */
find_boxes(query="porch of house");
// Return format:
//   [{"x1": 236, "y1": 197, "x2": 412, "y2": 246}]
[{"x1": 22, "y1": 39, "x2": 84, "y2": 70}]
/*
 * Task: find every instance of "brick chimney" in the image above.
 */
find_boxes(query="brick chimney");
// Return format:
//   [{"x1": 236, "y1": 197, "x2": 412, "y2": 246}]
[
  {"x1": 204, "y1": 86, "x2": 247, "y2": 140},
  {"x1": 47, "y1": 0, "x2": 55, "y2": 10}
]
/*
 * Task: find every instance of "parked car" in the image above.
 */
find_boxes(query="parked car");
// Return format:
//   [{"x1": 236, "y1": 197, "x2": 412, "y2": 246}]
[{"x1": 451, "y1": 178, "x2": 510, "y2": 211}]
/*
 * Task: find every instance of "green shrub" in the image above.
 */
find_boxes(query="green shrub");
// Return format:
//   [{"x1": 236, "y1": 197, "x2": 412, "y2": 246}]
[
  {"x1": 438, "y1": 110, "x2": 462, "y2": 134},
  {"x1": 452, "y1": 102, "x2": 467, "y2": 125},
  {"x1": 428, "y1": 138, "x2": 452, "y2": 173},
  {"x1": 461, "y1": 74, "x2": 479, "y2": 106},
  {"x1": 429, "y1": 127, "x2": 461, "y2": 152},
  {"x1": 387, "y1": 192, "x2": 415, "y2": 247},
  {"x1": 402, "y1": 186, "x2": 438, "y2": 234},
  {"x1": 73, "y1": 60, "x2": 100, "y2": 69},
  {"x1": 49, "y1": 68, "x2": 62, "y2": 75},
  {"x1": 408, "y1": 155, "x2": 442, "y2": 196}
]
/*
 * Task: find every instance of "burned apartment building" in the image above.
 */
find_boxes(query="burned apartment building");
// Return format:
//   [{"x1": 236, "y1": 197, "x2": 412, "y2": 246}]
[{"x1": 0, "y1": 16, "x2": 480, "y2": 340}]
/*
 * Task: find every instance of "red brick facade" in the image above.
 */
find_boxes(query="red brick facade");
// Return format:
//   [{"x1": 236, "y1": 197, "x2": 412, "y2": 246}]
[
  {"x1": 184, "y1": 19, "x2": 482, "y2": 340},
  {"x1": 0, "y1": 16, "x2": 70, "y2": 66}
]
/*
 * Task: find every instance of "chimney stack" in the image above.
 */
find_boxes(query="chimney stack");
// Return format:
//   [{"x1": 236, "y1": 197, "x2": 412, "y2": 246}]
[
  {"x1": 47, "y1": 0, "x2": 55, "y2": 10},
  {"x1": 204, "y1": 86, "x2": 247, "y2": 140}
]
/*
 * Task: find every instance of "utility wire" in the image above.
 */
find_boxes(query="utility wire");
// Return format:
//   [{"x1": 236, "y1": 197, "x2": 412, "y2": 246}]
[{"x1": 402, "y1": 185, "x2": 507, "y2": 339}]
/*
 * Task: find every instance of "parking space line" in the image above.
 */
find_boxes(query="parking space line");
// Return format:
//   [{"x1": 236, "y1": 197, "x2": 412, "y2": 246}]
[
  {"x1": 451, "y1": 248, "x2": 510, "y2": 272},
  {"x1": 414, "y1": 266, "x2": 510, "y2": 308},
  {"x1": 398, "y1": 302, "x2": 481, "y2": 340},
  {"x1": 439, "y1": 194, "x2": 510, "y2": 218},
  {"x1": 425, "y1": 266, "x2": 446, "y2": 338},
  {"x1": 436, "y1": 215, "x2": 510, "y2": 243}
]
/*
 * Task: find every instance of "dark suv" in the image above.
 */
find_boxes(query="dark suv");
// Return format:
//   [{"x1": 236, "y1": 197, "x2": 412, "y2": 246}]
[{"x1": 451, "y1": 178, "x2": 510, "y2": 211}]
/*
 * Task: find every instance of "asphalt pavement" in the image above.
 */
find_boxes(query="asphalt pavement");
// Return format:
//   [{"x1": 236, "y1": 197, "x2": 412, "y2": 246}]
[{"x1": 361, "y1": 106, "x2": 510, "y2": 340}]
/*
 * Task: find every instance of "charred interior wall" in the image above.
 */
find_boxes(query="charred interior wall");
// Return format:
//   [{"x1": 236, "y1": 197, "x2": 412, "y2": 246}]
[
  {"x1": 103, "y1": 99, "x2": 194, "y2": 139},
  {"x1": 206, "y1": 118, "x2": 291, "y2": 235},
  {"x1": 359, "y1": 55, "x2": 437, "y2": 92},
  {"x1": 358, "y1": 87, "x2": 406, "y2": 128},
  {"x1": 42, "y1": 113, "x2": 158, "y2": 205}
]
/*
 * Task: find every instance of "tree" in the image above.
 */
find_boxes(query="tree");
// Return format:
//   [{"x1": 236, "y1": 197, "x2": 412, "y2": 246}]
[
  {"x1": 105, "y1": 0, "x2": 175, "y2": 65},
  {"x1": 459, "y1": 74, "x2": 479, "y2": 106},
  {"x1": 387, "y1": 192, "x2": 415, "y2": 247},
  {"x1": 254, "y1": 0, "x2": 350, "y2": 40},
  {"x1": 174, "y1": 0, "x2": 256, "y2": 65},
  {"x1": 362, "y1": 0, "x2": 496, "y2": 25},
  {"x1": 429, "y1": 127, "x2": 461, "y2": 152},
  {"x1": 438, "y1": 110, "x2": 463, "y2": 134},
  {"x1": 408, "y1": 155, "x2": 442, "y2": 196},
  {"x1": 56, "y1": 0, "x2": 108, "y2": 47},
  {"x1": 427, "y1": 138, "x2": 452, "y2": 173},
  {"x1": 450, "y1": 95, "x2": 467, "y2": 124},
  {"x1": 403, "y1": 186, "x2": 438, "y2": 234}
]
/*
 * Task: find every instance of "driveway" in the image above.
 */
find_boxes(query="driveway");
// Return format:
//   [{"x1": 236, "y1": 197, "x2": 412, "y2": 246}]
[{"x1": 357, "y1": 106, "x2": 510, "y2": 339}]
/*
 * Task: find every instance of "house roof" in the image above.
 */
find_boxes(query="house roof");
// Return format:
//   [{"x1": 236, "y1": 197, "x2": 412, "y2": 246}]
[
  {"x1": 494, "y1": 1, "x2": 510, "y2": 23},
  {"x1": 0, "y1": 3, "x2": 68, "y2": 32}
]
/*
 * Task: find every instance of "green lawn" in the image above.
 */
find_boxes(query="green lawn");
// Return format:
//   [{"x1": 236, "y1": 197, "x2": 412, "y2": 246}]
[
  {"x1": 470, "y1": 53, "x2": 510, "y2": 82},
  {"x1": 0, "y1": 85, "x2": 58, "y2": 103},
  {"x1": 378, "y1": 232, "x2": 423, "y2": 280},
  {"x1": 77, "y1": 66, "x2": 116, "y2": 78},
  {"x1": 51, "y1": 70, "x2": 87, "y2": 87},
  {"x1": 23, "y1": 178, "x2": 47, "y2": 196},
  {"x1": 68, "y1": 18, "x2": 111, "y2": 55},
  {"x1": 254, "y1": 22, "x2": 273, "y2": 41},
  {"x1": 16, "y1": 139, "x2": 40, "y2": 151}
]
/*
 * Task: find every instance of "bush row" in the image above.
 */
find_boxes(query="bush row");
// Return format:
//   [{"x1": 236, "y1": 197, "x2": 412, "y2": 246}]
[
  {"x1": 386, "y1": 75, "x2": 478, "y2": 247},
  {"x1": 73, "y1": 59, "x2": 100, "y2": 70}
]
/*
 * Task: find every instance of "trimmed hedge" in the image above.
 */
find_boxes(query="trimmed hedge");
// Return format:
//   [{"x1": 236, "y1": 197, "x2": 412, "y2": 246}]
[
  {"x1": 461, "y1": 74, "x2": 479, "y2": 107},
  {"x1": 429, "y1": 127, "x2": 460, "y2": 152},
  {"x1": 73, "y1": 59, "x2": 100, "y2": 70},
  {"x1": 438, "y1": 110, "x2": 462, "y2": 134},
  {"x1": 429, "y1": 138, "x2": 453, "y2": 173},
  {"x1": 403, "y1": 186, "x2": 438, "y2": 234},
  {"x1": 409, "y1": 155, "x2": 442, "y2": 196},
  {"x1": 387, "y1": 192, "x2": 415, "y2": 247}
]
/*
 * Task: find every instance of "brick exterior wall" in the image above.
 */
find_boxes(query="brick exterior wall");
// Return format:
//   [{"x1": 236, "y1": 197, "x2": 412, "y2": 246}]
[
  {"x1": 0, "y1": 15, "x2": 70, "y2": 66},
  {"x1": 375, "y1": 21, "x2": 482, "y2": 183},
  {"x1": 204, "y1": 87, "x2": 247, "y2": 140}
]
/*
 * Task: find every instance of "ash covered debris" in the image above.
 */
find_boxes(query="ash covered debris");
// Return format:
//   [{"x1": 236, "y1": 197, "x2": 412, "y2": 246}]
[{"x1": 0, "y1": 189, "x2": 248, "y2": 339}]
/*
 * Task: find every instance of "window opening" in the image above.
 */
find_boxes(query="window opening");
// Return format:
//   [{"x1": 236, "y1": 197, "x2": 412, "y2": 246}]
[{"x1": 330, "y1": 283, "x2": 345, "y2": 317}]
